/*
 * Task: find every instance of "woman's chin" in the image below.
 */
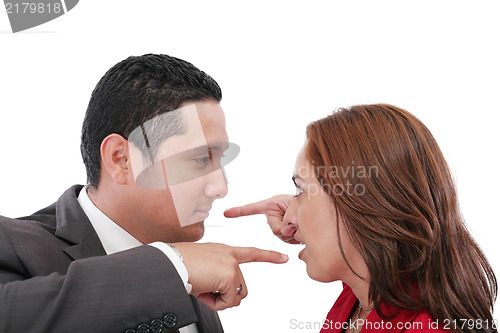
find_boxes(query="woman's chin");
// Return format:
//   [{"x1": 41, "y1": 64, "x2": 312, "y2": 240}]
[{"x1": 306, "y1": 265, "x2": 336, "y2": 283}]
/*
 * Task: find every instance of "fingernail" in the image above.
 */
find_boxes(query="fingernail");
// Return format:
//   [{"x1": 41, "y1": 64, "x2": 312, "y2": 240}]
[{"x1": 281, "y1": 254, "x2": 289, "y2": 262}]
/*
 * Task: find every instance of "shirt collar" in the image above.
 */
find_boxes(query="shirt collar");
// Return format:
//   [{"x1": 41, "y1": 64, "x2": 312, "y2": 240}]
[
  {"x1": 323, "y1": 283, "x2": 422, "y2": 333},
  {"x1": 77, "y1": 186, "x2": 142, "y2": 255}
]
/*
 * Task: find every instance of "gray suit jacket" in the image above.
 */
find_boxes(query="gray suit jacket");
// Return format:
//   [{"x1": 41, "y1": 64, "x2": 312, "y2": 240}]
[{"x1": 0, "y1": 185, "x2": 224, "y2": 333}]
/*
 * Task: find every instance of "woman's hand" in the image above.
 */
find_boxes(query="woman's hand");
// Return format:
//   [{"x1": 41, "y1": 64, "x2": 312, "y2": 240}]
[{"x1": 224, "y1": 195, "x2": 299, "y2": 244}]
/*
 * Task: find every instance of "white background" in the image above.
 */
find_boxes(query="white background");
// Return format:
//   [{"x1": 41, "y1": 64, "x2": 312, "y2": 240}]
[{"x1": 1, "y1": 1, "x2": 499, "y2": 332}]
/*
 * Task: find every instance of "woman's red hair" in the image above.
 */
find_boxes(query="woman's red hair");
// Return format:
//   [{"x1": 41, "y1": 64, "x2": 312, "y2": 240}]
[{"x1": 306, "y1": 104, "x2": 497, "y2": 332}]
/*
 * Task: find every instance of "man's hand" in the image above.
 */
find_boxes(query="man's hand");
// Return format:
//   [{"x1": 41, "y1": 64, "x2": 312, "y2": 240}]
[
  {"x1": 224, "y1": 195, "x2": 298, "y2": 244},
  {"x1": 174, "y1": 242, "x2": 288, "y2": 311}
]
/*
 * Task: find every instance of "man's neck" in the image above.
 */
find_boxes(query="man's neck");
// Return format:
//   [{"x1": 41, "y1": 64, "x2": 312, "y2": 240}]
[{"x1": 86, "y1": 184, "x2": 142, "y2": 241}]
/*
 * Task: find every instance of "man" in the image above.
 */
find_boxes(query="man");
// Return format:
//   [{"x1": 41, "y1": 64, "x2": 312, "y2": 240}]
[{"x1": 0, "y1": 54, "x2": 287, "y2": 333}]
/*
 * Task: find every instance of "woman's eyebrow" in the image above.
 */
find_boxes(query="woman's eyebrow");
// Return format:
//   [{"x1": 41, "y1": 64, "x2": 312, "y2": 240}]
[{"x1": 292, "y1": 175, "x2": 305, "y2": 185}]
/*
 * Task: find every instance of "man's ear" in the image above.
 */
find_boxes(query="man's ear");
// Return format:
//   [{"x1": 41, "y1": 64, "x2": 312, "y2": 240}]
[{"x1": 100, "y1": 134, "x2": 131, "y2": 185}]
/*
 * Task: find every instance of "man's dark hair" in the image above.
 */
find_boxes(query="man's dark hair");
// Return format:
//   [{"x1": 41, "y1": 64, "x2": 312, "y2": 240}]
[{"x1": 81, "y1": 54, "x2": 222, "y2": 188}]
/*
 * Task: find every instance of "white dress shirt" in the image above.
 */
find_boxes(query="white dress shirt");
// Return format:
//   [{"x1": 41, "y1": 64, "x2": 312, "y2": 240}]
[{"x1": 77, "y1": 186, "x2": 198, "y2": 333}]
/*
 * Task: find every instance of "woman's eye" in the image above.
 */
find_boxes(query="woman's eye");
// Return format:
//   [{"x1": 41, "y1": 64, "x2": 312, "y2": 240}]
[
  {"x1": 294, "y1": 185, "x2": 304, "y2": 197},
  {"x1": 195, "y1": 156, "x2": 211, "y2": 166}
]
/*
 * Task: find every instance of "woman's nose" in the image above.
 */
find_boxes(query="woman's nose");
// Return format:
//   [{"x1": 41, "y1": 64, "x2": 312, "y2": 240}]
[{"x1": 282, "y1": 197, "x2": 298, "y2": 235}]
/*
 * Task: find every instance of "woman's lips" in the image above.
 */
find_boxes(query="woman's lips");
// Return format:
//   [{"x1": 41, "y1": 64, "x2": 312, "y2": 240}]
[
  {"x1": 295, "y1": 236, "x2": 306, "y2": 259},
  {"x1": 298, "y1": 245, "x2": 306, "y2": 259}
]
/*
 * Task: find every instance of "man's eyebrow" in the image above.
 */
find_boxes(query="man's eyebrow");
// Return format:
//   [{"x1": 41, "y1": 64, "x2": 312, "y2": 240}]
[
  {"x1": 187, "y1": 145, "x2": 211, "y2": 154},
  {"x1": 208, "y1": 142, "x2": 230, "y2": 152},
  {"x1": 186, "y1": 143, "x2": 229, "y2": 155}
]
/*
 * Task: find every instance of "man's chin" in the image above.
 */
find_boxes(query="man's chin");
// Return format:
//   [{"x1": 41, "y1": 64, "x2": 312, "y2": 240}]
[{"x1": 180, "y1": 221, "x2": 205, "y2": 242}]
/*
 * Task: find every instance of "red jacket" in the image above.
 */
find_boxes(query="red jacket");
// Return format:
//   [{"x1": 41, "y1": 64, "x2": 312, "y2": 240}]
[{"x1": 320, "y1": 284, "x2": 448, "y2": 332}]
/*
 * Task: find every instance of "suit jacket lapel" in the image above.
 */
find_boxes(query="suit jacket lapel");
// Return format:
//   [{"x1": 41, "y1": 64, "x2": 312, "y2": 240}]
[
  {"x1": 54, "y1": 185, "x2": 106, "y2": 260},
  {"x1": 52, "y1": 185, "x2": 223, "y2": 332},
  {"x1": 62, "y1": 232, "x2": 106, "y2": 260}
]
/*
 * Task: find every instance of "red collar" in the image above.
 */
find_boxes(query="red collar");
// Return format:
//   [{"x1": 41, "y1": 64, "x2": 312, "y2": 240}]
[{"x1": 320, "y1": 284, "x2": 429, "y2": 333}]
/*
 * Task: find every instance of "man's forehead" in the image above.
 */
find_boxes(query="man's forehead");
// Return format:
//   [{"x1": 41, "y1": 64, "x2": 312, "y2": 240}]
[
  {"x1": 131, "y1": 102, "x2": 228, "y2": 157},
  {"x1": 194, "y1": 101, "x2": 228, "y2": 142},
  {"x1": 158, "y1": 105, "x2": 206, "y2": 156},
  {"x1": 166, "y1": 102, "x2": 227, "y2": 142}
]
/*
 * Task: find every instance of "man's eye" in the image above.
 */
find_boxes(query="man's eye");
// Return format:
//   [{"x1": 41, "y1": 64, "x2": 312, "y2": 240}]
[
  {"x1": 294, "y1": 185, "x2": 304, "y2": 197},
  {"x1": 195, "y1": 156, "x2": 211, "y2": 166}
]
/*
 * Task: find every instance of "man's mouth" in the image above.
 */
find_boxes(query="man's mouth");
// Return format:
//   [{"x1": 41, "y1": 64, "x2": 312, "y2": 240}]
[{"x1": 194, "y1": 207, "x2": 211, "y2": 220}]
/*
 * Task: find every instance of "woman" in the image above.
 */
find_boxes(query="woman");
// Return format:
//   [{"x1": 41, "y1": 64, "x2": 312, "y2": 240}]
[{"x1": 225, "y1": 104, "x2": 497, "y2": 332}]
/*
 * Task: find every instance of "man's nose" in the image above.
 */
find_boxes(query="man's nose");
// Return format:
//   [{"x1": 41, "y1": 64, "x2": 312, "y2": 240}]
[{"x1": 204, "y1": 168, "x2": 228, "y2": 199}]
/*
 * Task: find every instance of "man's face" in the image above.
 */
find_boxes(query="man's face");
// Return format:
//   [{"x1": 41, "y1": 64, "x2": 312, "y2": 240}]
[{"x1": 127, "y1": 100, "x2": 231, "y2": 243}]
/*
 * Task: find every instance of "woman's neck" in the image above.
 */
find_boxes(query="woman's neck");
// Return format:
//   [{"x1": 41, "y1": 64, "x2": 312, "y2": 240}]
[{"x1": 345, "y1": 276, "x2": 373, "y2": 309}]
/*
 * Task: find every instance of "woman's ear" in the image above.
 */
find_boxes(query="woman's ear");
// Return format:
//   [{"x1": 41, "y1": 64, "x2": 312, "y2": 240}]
[{"x1": 100, "y1": 134, "x2": 131, "y2": 185}]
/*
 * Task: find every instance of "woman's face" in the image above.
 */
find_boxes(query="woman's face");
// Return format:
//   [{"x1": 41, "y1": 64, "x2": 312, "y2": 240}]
[{"x1": 284, "y1": 144, "x2": 368, "y2": 283}]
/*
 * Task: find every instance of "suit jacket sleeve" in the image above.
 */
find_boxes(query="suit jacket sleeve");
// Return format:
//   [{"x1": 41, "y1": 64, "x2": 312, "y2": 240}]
[{"x1": 0, "y1": 221, "x2": 197, "y2": 333}]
